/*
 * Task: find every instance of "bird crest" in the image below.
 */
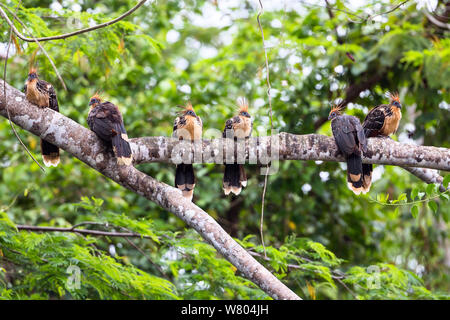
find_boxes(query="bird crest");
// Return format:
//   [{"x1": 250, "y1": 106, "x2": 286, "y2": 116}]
[
  {"x1": 236, "y1": 96, "x2": 249, "y2": 113},
  {"x1": 387, "y1": 91, "x2": 400, "y2": 103},
  {"x1": 176, "y1": 102, "x2": 196, "y2": 116},
  {"x1": 28, "y1": 67, "x2": 38, "y2": 76},
  {"x1": 184, "y1": 102, "x2": 194, "y2": 111},
  {"x1": 90, "y1": 91, "x2": 103, "y2": 102},
  {"x1": 89, "y1": 91, "x2": 103, "y2": 107},
  {"x1": 329, "y1": 102, "x2": 344, "y2": 117}
]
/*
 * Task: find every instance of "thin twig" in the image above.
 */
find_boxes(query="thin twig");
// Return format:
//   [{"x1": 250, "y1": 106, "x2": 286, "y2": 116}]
[
  {"x1": 248, "y1": 249, "x2": 346, "y2": 280},
  {"x1": 367, "y1": 0, "x2": 412, "y2": 22},
  {"x1": 123, "y1": 237, "x2": 168, "y2": 279},
  {"x1": 0, "y1": 3, "x2": 66, "y2": 90},
  {"x1": 16, "y1": 224, "x2": 146, "y2": 238},
  {"x1": 2, "y1": 0, "x2": 46, "y2": 172},
  {"x1": 369, "y1": 189, "x2": 448, "y2": 206},
  {"x1": 70, "y1": 221, "x2": 106, "y2": 230},
  {"x1": 257, "y1": 0, "x2": 273, "y2": 259},
  {"x1": 0, "y1": 0, "x2": 148, "y2": 42},
  {"x1": 335, "y1": 277, "x2": 359, "y2": 299}
]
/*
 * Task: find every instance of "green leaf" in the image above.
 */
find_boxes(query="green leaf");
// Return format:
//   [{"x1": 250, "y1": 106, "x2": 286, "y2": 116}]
[
  {"x1": 393, "y1": 207, "x2": 400, "y2": 217},
  {"x1": 411, "y1": 188, "x2": 419, "y2": 201},
  {"x1": 398, "y1": 193, "x2": 407, "y2": 202},
  {"x1": 439, "y1": 193, "x2": 449, "y2": 201},
  {"x1": 443, "y1": 175, "x2": 450, "y2": 189},
  {"x1": 426, "y1": 184, "x2": 436, "y2": 196},
  {"x1": 411, "y1": 205, "x2": 419, "y2": 218},
  {"x1": 428, "y1": 201, "x2": 438, "y2": 214}
]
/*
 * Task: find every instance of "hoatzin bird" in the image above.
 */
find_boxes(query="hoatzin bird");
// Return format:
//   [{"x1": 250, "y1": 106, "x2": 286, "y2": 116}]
[
  {"x1": 329, "y1": 104, "x2": 368, "y2": 195},
  {"x1": 361, "y1": 92, "x2": 402, "y2": 192},
  {"x1": 172, "y1": 103, "x2": 203, "y2": 201},
  {"x1": 24, "y1": 68, "x2": 60, "y2": 167},
  {"x1": 87, "y1": 94, "x2": 133, "y2": 166},
  {"x1": 222, "y1": 97, "x2": 252, "y2": 196}
]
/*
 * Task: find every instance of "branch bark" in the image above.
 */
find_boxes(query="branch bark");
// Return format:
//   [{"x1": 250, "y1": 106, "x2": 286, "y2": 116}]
[
  {"x1": 0, "y1": 79, "x2": 300, "y2": 300},
  {"x1": 128, "y1": 135, "x2": 449, "y2": 171}
]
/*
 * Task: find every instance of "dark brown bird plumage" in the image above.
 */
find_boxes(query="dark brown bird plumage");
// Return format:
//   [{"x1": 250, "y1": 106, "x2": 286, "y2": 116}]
[
  {"x1": 222, "y1": 97, "x2": 252, "y2": 196},
  {"x1": 24, "y1": 68, "x2": 60, "y2": 167},
  {"x1": 87, "y1": 94, "x2": 133, "y2": 166},
  {"x1": 329, "y1": 105, "x2": 368, "y2": 195}
]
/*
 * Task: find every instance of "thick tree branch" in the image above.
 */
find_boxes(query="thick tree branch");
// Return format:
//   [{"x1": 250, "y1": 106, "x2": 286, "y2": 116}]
[
  {"x1": 402, "y1": 167, "x2": 448, "y2": 192},
  {"x1": 128, "y1": 135, "x2": 449, "y2": 171},
  {"x1": 0, "y1": 79, "x2": 300, "y2": 300}
]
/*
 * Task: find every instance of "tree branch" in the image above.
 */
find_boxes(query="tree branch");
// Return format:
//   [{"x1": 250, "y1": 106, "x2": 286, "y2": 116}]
[
  {"x1": 0, "y1": 2, "x2": 67, "y2": 90},
  {"x1": 127, "y1": 135, "x2": 449, "y2": 171},
  {"x1": 16, "y1": 224, "x2": 145, "y2": 238},
  {"x1": 0, "y1": 0, "x2": 148, "y2": 42},
  {"x1": 402, "y1": 167, "x2": 448, "y2": 192},
  {"x1": 0, "y1": 79, "x2": 301, "y2": 300},
  {"x1": 424, "y1": 9, "x2": 450, "y2": 30}
]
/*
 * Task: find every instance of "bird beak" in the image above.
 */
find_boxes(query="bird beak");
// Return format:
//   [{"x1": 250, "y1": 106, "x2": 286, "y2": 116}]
[{"x1": 89, "y1": 101, "x2": 94, "y2": 106}]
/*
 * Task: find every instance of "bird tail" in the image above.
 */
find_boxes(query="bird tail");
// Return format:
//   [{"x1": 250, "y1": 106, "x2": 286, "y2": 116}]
[
  {"x1": 346, "y1": 154, "x2": 366, "y2": 195},
  {"x1": 223, "y1": 164, "x2": 247, "y2": 196},
  {"x1": 111, "y1": 131, "x2": 132, "y2": 166},
  {"x1": 41, "y1": 139, "x2": 60, "y2": 167},
  {"x1": 362, "y1": 163, "x2": 373, "y2": 193},
  {"x1": 175, "y1": 164, "x2": 196, "y2": 201}
]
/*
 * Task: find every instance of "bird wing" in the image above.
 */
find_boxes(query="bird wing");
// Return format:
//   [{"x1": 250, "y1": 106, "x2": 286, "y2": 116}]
[
  {"x1": 349, "y1": 115, "x2": 367, "y2": 152},
  {"x1": 47, "y1": 84, "x2": 59, "y2": 112},
  {"x1": 88, "y1": 102, "x2": 123, "y2": 141},
  {"x1": 36, "y1": 80, "x2": 59, "y2": 111},
  {"x1": 195, "y1": 115, "x2": 203, "y2": 129},
  {"x1": 332, "y1": 116, "x2": 358, "y2": 156},
  {"x1": 362, "y1": 105, "x2": 390, "y2": 137},
  {"x1": 222, "y1": 116, "x2": 240, "y2": 138},
  {"x1": 173, "y1": 115, "x2": 186, "y2": 139}
]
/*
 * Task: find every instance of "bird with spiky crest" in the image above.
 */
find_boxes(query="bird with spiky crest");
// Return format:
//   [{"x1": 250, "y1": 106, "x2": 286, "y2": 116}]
[
  {"x1": 222, "y1": 97, "x2": 252, "y2": 196},
  {"x1": 328, "y1": 103, "x2": 368, "y2": 195},
  {"x1": 361, "y1": 92, "x2": 403, "y2": 192},
  {"x1": 87, "y1": 93, "x2": 133, "y2": 166},
  {"x1": 24, "y1": 67, "x2": 60, "y2": 167},
  {"x1": 172, "y1": 102, "x2": 203, "y2": 201}
]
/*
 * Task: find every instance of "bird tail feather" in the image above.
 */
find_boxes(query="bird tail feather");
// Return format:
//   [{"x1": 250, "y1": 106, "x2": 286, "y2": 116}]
[
  {"x1": 223, "y1": 164, "x2": 247, "y2": 195},
  {"x1": 41, "y1": 139, "x2": 60, "y2": 167},
  {"x1": 175, "y1": 164, "x2": 195, "y2": 201},
  {"x1": 362, "y1": 163, "x2": 372, "y2": 193},
  {"x1": 346, "y1": 154, "x2": 366, "y2": 195},
  {"x1": 112, "y1": 131, "x2": 132, "y2": 166}
]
